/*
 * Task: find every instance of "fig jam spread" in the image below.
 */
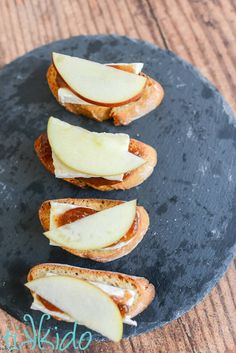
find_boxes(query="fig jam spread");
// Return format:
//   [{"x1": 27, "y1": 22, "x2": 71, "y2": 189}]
[
  {"x1": 57, "y1": 207, "x2": 97, "y2": 227},
  {"x1": 37, "y1": 295, "x2": 63, "y2": 313},
  {"x1": 111, "y1": 291, "x2": 133, "y2": 317}
]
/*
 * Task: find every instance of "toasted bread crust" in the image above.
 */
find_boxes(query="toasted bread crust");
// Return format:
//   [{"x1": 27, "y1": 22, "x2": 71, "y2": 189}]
[
  {"x1": 39, "y1": 198, "x2": 149, "y2": 262},
  {"x1": 47, "y1": 64, "x2": 164, "y2": 125},
  {"x1": 34, "y1": 133, "x2": 157, "y2": 191},
  {"x1": 27, "y1": 263, "x2": 155, "y2": 319}
]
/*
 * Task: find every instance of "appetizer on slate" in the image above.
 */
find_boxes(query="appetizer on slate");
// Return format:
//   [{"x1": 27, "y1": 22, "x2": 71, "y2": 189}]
[
  {"x1": 26, "y1": 263, "x2": 155, "y2": 342},
  {"x1": 39, "y1": 198, "x2": 149, "y2": 262},
  {"x1": 34, "y1": 117, "x2": 157, "y2": 191},
  {"x1": 47, "y1": 53, "x2": 164, "y2": 125}
]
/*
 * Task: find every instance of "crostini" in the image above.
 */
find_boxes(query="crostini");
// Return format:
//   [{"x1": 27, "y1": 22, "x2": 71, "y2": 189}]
[
  {"x1": 34, "y1": 117, "x2": 157, "y2": 191},
  {"x1": 47, "y1": 53, "x2": 164, "y2": 126},
  {"x1": 26, "y1": 263, "x2": 155, "y2": 342},
  {"x1": 39, "y1": 198, "x2": 149, "y2": 262}
]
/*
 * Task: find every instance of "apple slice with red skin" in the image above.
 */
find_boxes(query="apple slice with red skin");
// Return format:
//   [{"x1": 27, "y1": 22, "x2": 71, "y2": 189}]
[{"x1": 52, "y1": 53, "x2": 147, "y2": 107}]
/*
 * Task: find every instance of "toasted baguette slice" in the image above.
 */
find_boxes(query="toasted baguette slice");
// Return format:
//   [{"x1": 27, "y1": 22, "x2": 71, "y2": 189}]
[
  {"x1": 27, "y1": 263, "x2": 155, "y2": 320},
  {"x1": 39, "y1": 198, "x2": 149, "y2": 262},
  {"x1": 34, "y1": 133, "x2": 157, "y2": 191},
  {"x1": 47, "y1": 64, "x2": 164, "y2": 126}
]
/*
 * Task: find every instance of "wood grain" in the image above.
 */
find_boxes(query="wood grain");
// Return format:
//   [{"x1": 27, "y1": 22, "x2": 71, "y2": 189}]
[{"x1": 0, "y1": 1, "x2": 235, "y2": 352}]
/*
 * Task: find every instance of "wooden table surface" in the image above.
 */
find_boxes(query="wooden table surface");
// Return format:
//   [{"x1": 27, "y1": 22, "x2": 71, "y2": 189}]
[{"x1": 0, "y1": 1, "x2": 235, "y2": 352}]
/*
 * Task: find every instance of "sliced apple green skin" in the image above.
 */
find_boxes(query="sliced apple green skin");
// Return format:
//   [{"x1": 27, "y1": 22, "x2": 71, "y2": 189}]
[
  {"x1": 25, "y1": 276, "x2": 123, "y2": 342},
  {"x1": 44, "y1": 200, "x2": 137, "y2": 250},
  {"x1": 52, "y1": 53, "x2": 147, "y2": 107},
  {"x1": 47, "y1": 117, "x2": 145, "y2": 176}
]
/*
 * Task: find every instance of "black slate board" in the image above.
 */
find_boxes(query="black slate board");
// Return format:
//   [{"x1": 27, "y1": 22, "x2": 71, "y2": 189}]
[{"x1": 0, "y1": 35, "x2": 235, "y2": 340}]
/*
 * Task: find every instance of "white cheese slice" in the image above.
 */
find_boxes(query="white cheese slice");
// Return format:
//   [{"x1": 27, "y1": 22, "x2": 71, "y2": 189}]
[
  {"x1": 123, "y1": 317, "x2": 137, "y2": 326},
  {"x1": 89, "y1": 281, "x2": 136, "y2": 307},
  {"x1": 58, "y1": 87, "x2": 93, "y2": 105}
]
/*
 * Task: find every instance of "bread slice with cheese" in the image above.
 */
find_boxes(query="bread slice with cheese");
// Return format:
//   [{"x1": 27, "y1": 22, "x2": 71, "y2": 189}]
[
  {"x1": 34, "y1": 117, "x2": 157, "y2": 191},
  {"x1": 26, "y1": 263, "x2": 155, "y2": 341},
  {"x1": 39, "y1": 198, "x2": 149, "y2": 262},
  {"x1": 47, "y1": 58, "x2": 164, "y2": 126}
]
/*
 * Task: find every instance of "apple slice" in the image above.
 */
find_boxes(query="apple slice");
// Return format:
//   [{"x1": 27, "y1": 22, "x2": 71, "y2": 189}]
[
  {"x1": 44, "y1": 200, "x2": 137, "y2": 250},
  {"x1": 47, "y1": 117, "x2": 145, "y2": 176},
  {"x1": 58, "y1": 63, "x2": 144, "y2": 105},
  {"x1": 52, "y1": 53, "x2": 147, "y2": 107},
  {"x1": 25, "y1": 276, "x2": 123, "y2": 342}
]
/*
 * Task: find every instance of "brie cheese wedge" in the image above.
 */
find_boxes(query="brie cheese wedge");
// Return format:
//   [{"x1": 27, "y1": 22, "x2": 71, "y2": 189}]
[{"x1": 58, "y1": 87, "x2": 93, "y2": 105}]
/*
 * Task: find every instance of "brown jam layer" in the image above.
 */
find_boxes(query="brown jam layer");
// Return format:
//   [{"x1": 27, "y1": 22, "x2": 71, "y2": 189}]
[
  {"x1": 37, "y1": 295, "x2": 63, "y2": 314},
  {"x1": 56, "y1": 206, "x2": 138, "y2": 247},
  {"x1": 111, "y1": 290, "x2": 134, "y2": 317},
  {"x1": 117, "y1": 304, "x2": 128, "y2": 317},
  {"x1": 56, "y1": 72, "x2": 68, "y2": 89},
  {"x1": 108, "y1": 64, "x2": 136, "y2": 73},
  {"x1": 57, "y1": 207, "x2": 97, "y2": 227},
  {"x1": 119, "y1": 217, "x2": 137, "y2": 243},
  {"x1": 79, "y1": 177, "x2": 119, "y2": 187}
]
